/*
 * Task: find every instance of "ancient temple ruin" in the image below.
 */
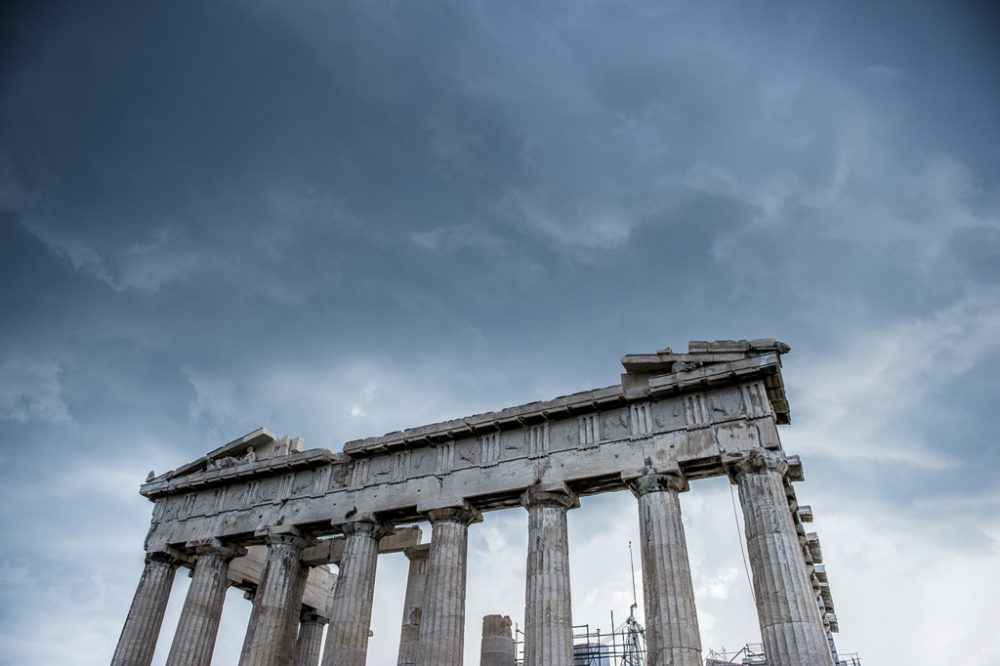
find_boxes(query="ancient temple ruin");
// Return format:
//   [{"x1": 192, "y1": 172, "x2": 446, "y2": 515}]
[{"x1": 111, "y1": 339, "x2": 842, "y2": 666}]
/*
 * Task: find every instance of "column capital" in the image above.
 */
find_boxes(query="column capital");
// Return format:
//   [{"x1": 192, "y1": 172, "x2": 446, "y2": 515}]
[
  {"x1": 723, "y1": 448, "x2": 788, "y2": 482},
  {"x1": 627, "y1": 470, "x2": 689, "y2": 496},
  {"x1": 254, "y1": 526, "x2": 318, "y2": 550},
  {"x1": 404, "y1": 543, "x2": 431, "y2": 561},
  {"x1": 425, "y1": 504, "x2": 483, "y2": 525},
  {"x1": 145, "y1": 547, "x2": 186, "y2": 567},
  {"x1": 521, "y1": 484, "x2": 579, "y2": 510},
  {"x1": 300, "y1": 608, "x2": 330, "y2": 625},
  {"x1": 333, "y1": 518, "x2": 394, "y2": 541},
  {"x1": 187, "y1": 538, "x2": 247, "y2": 561}
]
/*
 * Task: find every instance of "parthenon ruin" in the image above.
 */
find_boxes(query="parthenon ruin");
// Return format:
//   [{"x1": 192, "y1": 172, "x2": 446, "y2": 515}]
[{"x1": 111, "y1": 339, "x2": 841, "y2": 666}]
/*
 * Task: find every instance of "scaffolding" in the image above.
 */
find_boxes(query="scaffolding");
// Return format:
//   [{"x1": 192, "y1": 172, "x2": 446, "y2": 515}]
[
  {"x1": 705, "y1": 644, "x2": 863, "y2": 666},
  {"x1": 514, "y1": 607, "x2": 647, "y2": 666}
]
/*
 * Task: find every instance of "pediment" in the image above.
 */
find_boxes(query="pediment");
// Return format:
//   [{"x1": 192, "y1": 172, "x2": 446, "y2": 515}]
[{"x1": 148, "y1": 427, "x2": 305, "y2": 483}]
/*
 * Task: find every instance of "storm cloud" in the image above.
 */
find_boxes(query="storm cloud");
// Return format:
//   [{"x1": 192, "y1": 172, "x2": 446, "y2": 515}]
[{"x1": 1, "y1": 1, "x2": 998, "y2": 664}]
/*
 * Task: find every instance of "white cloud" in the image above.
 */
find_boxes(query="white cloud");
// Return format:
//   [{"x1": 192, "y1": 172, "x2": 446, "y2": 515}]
[
  {"x1": 19, "y1": 221, "x2": 213, "y2": 295},
  {"x1": 0, "y1": 356, "x2": 72, "y2": 424},
  {"x1": 865, "y1": 64, "x2": 903, "y2": 79},
  {"x1": 182, "y1": 357, "x2": 492, "y2": 451},
  {"x1": 496, "y1": 191, "x2": 636, "y2": 259},
  {"x1": 785, "y1": 289, "x2": 1000, "y2": 467},
  {"x1": 411, "y1": 224, "x2": 507, "y2": 254}
]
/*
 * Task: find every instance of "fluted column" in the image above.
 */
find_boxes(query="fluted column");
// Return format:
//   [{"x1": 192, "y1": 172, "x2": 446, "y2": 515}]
[
  {"x1": 480, "y1": 614, "x2": 515, "y2": 666},
  {"x1": 322, "y1": 520, "x2": 392, "y2": 666},
  {"x1": 628, "y1": 470, "x2": 702, "y2": 666},
  {"x1": 166, "y1": 540, "x2": 245, "y2": 666},
  {"x1": 396, "y1": 544, "x2": 430, "y2": 666},
  {"x1": 293, "y1": 609, "x2": 329, "y2": 666},
  {"x1": 239, "y1": 529, "x2": 313, "y2": 666},
  {"x1": 522, "y1": 486, "x2": 577, "y2": 666},
  {"x1": 111, "y1": 551, "x2": 180, "y2": 666},
  {"x1": 416, "y1": 505, "x2": 482, "y2": 666},
  {"x1": 726, "y1": 449, "x2": 834, "y2": 666}
]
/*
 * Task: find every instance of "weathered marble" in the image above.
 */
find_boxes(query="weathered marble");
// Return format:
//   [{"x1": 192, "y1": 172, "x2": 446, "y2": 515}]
[
  {"x1": 117, "y1": 340, "x2": 849, "y2": 666},
  {"x1": 293, "y1": 609, "x2": 329, "y2": 666},
  {"x1": 415, "y1": 506, "x2": 481, "y2": 666},
  {"x1": 522, "y1": 486, "x2": 577, "y2": 666},
  {"x1": 111, "y1": 551, "x2": 179, "y2": 666},
  {"x1": 396, "y1": 545, "x2": 430, "y2": 666},
  {"x1": 629, "y1": 470, "x2": 702, "y2": 666},
  {"x1": 727, "y1": 449, "x2": 834, "y2": 666},
  {"x1": 239, "y1": 530, "x2": 313, "y2": 666},
  {"x1": 480, "y1": 614, "x2": 515, "y2": 666},
  {"x1": 166, "y1": 540, "x2": 244, "y2": 666},
  {"x1": 322, "y1": 521, "x2": 391, "y2": 666}
]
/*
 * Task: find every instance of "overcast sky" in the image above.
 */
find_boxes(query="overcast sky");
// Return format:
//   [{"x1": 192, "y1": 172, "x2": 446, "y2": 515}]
[{"x1": 1, "y1": 1, "x2": 999, "y2": 664}]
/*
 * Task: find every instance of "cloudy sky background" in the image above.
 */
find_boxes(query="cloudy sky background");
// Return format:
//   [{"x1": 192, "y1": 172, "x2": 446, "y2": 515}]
[{"x1": 1, "y1": 1, "x2": 998, "y2": 663}]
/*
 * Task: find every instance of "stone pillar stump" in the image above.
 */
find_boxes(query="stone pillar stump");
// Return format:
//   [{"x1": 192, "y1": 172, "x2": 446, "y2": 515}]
[{"x1": 480, "y1": 614, "x2": 515, "y2": 666}]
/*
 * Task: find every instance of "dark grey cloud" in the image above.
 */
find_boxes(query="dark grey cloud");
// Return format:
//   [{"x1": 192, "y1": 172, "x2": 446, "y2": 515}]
[{"x1": 1, "y1": 1, "x2": 998, "y2": 663}]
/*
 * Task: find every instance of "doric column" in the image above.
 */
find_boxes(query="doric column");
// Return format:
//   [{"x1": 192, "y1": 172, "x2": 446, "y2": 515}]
[
  {"x1": 521, "y1": 486, "x2": 578, "y2": 666},
  {"x1": 239, "y1": 529, "x2": 313, "y2": 666},
  {"x1": 111, "y1": 551, "x2": 180, "y2": 666},
  {"x1": 415, "y1": 505, "x2": 482, "y2": 666},
  {"x1": 726, "y1": 449, "x2": 834, "y2": 666},
  {"x1": 322, "y1": 520, "x2": 392, "y2": 666},
  {"x1": 396, "y1": 544, "x2": 430, "y2": 666},
  {"x1": 292, "y1": 609, "x2": 329, "y2": 666},
  {"x1": 166, "y1": 539, "x2": 245, "y2": 666},
  {"x1": 480, "y1": 614, "x2": 515, "y2": 666},
  {"x1": 627, "y1": 469, "x2": 702, "y2": 666}
]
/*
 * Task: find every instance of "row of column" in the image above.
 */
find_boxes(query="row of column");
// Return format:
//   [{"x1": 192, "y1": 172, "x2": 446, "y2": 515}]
[
  {"x1": 112, "y1": 530, "x2": 325, "y2": 666},
  {"x1": 113, "y1": 448, "x2": 832, "y2": 666}
]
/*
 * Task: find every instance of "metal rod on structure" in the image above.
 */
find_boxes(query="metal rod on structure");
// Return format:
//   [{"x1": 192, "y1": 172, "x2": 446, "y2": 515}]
[{"x1": 628, "y1": 540, "x2": 638, "y2": 608}]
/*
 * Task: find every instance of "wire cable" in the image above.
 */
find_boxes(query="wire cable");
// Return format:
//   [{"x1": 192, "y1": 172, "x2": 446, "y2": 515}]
[{"x1": 730, "y1": 483, "x2": 755, "y2": 597}]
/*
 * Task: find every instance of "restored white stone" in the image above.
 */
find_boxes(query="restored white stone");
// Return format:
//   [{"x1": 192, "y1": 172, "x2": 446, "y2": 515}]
[{"x1": 229, "y1": 546, "x2": 336, "y2": 621}]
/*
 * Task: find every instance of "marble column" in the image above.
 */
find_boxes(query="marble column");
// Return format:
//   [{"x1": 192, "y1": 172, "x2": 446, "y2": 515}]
[
  {"x1": 111, "y1": 551, "x2": 180, "y2": 666},
  {"x1": 166, "y1": 540, "x2": 245, "y2": 666},
  {"x1": 239, "y1": 530, "x2": 313, "y2": 666},
  {"x1": 521, "y1": 486, "x2": 577, "y2": 666},
  {"x1": 416, "y1": 505, "x2": 482, "y2": 666},
  {"x1": 480, "y1": 614, "x2": 515, "y2": 666},
  {"x1": 628, "y1": 470, "x2": 702, "y2": 666},
  {"x1": 293, "y1": 609, "x2": 329, "y2": 666},
  {"x1": 726, "y1": 449, "x2": 834, "y2": 666},
  {"x1": 396, "y1": 544, "x2": 430, "y2": 666},
  {"x1": 322, "y1": 520, "x2": 392, "y2": 666}
]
